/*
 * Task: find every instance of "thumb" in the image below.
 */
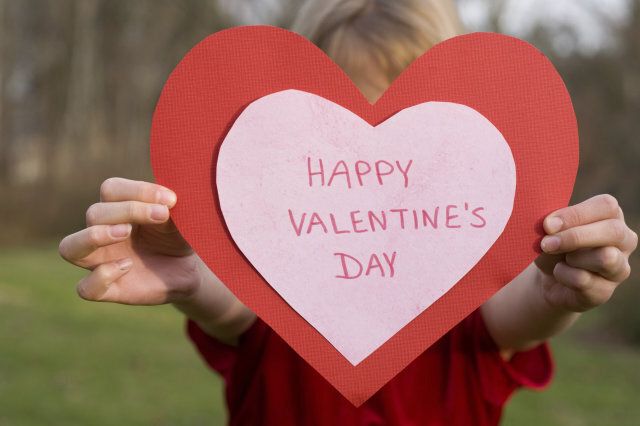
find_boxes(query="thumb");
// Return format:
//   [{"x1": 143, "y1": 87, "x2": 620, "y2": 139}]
[
  {"x1": 76, "y1": 258, "x2": 132, "y2": 302},
  {"x1": 535, "y1": 253, "x2": 565, "y2": 275}
]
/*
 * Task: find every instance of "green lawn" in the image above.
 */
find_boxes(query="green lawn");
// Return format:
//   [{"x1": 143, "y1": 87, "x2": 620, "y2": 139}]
[{"x1": 1, "y1": 244, "x2": 639, "y2": 425}]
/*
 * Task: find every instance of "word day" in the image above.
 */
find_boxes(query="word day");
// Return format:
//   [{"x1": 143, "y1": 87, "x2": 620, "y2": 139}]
[{"x1": 334, "y1": 251, "x2": 397, "y2": 279}]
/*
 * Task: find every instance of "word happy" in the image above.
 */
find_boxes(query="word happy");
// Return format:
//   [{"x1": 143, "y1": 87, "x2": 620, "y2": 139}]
[
  {"x1": 286, "y1": 157, "x2": 488, "y2": 280},
  {"x1": 307, "y1": 157, "x2": 413, "y2": 188}
]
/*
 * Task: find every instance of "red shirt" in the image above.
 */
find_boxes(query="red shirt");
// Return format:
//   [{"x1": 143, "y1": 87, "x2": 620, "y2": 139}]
[{"x1": 185, "y1": 309, "x2": 553, "y2": 425}]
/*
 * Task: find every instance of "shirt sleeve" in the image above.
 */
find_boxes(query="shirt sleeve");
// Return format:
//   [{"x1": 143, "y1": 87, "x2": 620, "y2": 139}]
[
  {"x1": 466, "y1": 308, "x2": 555, "y2": 406},
  {"x1": 184, "y1": 316, "x2": 267, "y2": 384}
]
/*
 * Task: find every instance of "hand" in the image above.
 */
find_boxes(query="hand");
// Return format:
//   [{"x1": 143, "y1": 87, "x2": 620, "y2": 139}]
[
  {"x1": 59, "y1": 177, "x2": 201, "y2": 305},
  {"x1": 535, "y1": 194, "x2": 637, "y2": 312}
]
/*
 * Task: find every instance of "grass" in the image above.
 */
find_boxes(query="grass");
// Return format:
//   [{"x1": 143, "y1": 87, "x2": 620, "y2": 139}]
[
  {"x1": 0, "y1": 244, "x2": 225, "y2": 425},
  {"x1": 503, "y1": 336, "x2": 640, "y2": 425},
  {"x1": 1, "y1": 243, "x2": 639, "y2": 425}
]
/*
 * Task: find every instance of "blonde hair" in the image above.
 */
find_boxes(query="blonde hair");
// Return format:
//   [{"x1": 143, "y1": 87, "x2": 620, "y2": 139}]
[{"x1": 291, "y1": 0, "x2": 464, "y2": 100}]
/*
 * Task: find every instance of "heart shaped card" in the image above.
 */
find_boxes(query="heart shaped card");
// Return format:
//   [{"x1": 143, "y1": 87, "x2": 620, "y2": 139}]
[{"x1": 150, "y1": 26, "x2": 578, "y2": 405}]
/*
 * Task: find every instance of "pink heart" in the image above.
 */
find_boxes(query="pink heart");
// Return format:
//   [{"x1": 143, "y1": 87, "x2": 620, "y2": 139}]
[{"x1": 217, "y1": 90, "x2": 516, "y2": 365}]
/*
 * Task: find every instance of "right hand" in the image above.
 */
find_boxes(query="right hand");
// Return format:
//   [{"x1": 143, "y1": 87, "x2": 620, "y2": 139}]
[{"x1": 59, "y1": 177, "x2": 202, "y2": 305}]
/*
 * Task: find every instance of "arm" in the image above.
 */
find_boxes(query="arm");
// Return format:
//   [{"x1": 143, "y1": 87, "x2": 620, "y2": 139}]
[
  {"x1": 171, "y1": 257, "x2": 256, "y2": 345},
  {"x1": 481, "y1": 263, "x2": 581, "y2": 358},
  {"x1": 481, "y1": 194, "x2": 637, "y2": 358}
]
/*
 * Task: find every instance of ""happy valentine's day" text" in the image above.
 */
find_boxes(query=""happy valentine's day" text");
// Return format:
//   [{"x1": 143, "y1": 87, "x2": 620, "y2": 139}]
[{"x1": 285, "y1": 157, "x2": 488, "y2": 280}]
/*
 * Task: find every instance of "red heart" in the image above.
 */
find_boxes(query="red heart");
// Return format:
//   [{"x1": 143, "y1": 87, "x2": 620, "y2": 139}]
[{"x1": 150, "y1": 26, "x2": 578, "y2": 406}]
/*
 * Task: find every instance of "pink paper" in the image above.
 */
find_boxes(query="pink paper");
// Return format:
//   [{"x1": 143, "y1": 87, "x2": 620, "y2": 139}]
[{"x1": 217, "y1": 90, "x2": 516, "y2": 365}]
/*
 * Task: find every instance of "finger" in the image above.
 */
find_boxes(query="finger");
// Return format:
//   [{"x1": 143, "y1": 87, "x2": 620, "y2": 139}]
[
  {"x1": 99, "y1": 177, "x2": 176, "y2": 207},
  {"x1": 626, "y1": 227, "x2": 639, "y2": 254},
  {"x1": 553, "y1": 261, "x2": 596, "y2": 292},
  {"x1": 553, "y1": 262, "x2": 615, "y2": 308},
  {"x1": 565, "y1": 247, "x2": 630, "y2": 281},
  {"x1": 76, "y1": 258, "x2": 131, "y2": 302},
  {"x1": 541, "y1": 219, "x2": 629, "y2": 254},
  {"x1": 610, "y1": 207, "x2": 636, "y2": 253},
  {"x1": 543, "y1": 194, "x2": 620, "y2": 234},
  {"x1": 59, "y1": 224, "x2": 132, "y2": 264},
  {"x1": 86, "y1": 201, "x2": 169, "y2": 226}
]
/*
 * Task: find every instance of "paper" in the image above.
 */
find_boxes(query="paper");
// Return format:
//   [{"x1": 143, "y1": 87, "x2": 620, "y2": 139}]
[
  {"x1": 217, "y1": 89, "x2": 516, "y2": 365},
  {"x1": 150, "y1": 26, "x2": 578, "y2": 405}
]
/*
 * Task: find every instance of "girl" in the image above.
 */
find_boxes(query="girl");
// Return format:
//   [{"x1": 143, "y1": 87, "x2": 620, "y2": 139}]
[{"x1": 59, "y1": 1, "x2": 637, "y2": 424}]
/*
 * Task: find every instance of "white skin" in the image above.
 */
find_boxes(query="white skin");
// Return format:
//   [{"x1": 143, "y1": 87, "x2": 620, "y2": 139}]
[{"x1": 59, "y1": 75, "x2": 637, "y2": 354}]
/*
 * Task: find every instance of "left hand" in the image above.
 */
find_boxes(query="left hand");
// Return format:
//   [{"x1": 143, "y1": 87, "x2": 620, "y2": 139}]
[{"x1": 535, "y1": 194, "x2": 637, "y2": 312}]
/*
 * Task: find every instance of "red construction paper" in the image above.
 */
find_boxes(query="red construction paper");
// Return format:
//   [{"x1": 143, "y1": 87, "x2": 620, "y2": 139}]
[{"x1": 150, "y1": 26, "x2": 578, "y2": 406}]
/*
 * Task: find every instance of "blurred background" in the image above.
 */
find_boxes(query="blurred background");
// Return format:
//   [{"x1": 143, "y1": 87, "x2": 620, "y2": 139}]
[{"x1": 0, "y1": 0, "x2": 638, "y2": 424}]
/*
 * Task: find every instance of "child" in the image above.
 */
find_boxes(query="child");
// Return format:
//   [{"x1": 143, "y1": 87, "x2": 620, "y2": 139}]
[{"x1": 59, "y1": 0, "x2": 637, "y2": 424}]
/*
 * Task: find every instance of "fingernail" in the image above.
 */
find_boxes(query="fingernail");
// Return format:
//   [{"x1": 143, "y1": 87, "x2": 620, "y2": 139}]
[
  {"x1": 116, "y1": 258, "x2": 133, "y2": 270},
  {"x1": 541, "y1": 236, "x2": 561, "y2": 252},
  {"x1": 150, "y1": 204, "x2": 168, "y2": 221},
  {"x1": 159, "y1": 190, "x2": 177, "y2": 206},
  {"x1": 546, "y1": 216, "x2": 563, "y2": 233},
  {"x1": 109, "y1": 223, "x2": 131, "y2": 238}
]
